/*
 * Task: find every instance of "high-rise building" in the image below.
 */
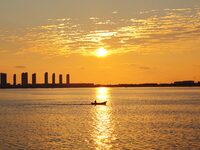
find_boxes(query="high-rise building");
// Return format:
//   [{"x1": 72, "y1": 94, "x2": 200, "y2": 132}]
[
  {"x1": 66, "y1": 74, "x2": 70, "y2": 86},
  {"x1": 32, "y1": 73, "x2": 36, "y2": 85},
  {"x1": 44, "y1": 72, "x2": 48, "y2": 85},
  {"x1": 52, "y1": 73, "x2": 55, "y2": 85},
  {"x1": 21, "y1": 72, "x2": 28, "y2": 86},
  {"x1": 13, "y1": 74, "x2": 16, "y2": 86},
  {"x1": 0, "y1": 73, "x2": 7, "y2": 87},
  {"x1": 59, "y1": 74, "x2": 63, "y2": 85}
]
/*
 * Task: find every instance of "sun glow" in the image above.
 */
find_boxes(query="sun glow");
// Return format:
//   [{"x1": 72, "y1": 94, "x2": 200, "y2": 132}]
[{"x1": 95, "y1": 48, "x2": 108, "y2": 57}]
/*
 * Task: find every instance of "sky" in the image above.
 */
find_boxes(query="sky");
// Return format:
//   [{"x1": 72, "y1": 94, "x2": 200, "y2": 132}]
[{"x1": 1, "y1": 0, "x2": 200, "y2": 84}]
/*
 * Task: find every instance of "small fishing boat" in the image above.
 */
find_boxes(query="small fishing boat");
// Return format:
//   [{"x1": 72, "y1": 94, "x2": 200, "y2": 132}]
[{"x1": 91, "y1": 101, "x2": 107, "y2": 105}]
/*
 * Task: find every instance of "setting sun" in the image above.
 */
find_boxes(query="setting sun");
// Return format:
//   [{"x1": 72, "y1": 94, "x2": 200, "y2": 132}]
[{"x1": 95, "y1": 48, "x2": 108, "y2": 57}]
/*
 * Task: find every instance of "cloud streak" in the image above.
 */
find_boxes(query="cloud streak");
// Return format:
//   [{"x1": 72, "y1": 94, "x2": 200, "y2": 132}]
[
  {"x1": 14, "y1": 66, "x2": 26, "y2": 69},
  {"x1": 1, "y1": 7, "x2": 200, "y2": 57}
]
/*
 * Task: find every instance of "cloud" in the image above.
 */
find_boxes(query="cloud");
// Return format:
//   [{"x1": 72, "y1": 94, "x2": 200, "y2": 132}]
[
  {"x1": 122, "y1": 63, "x2": 151, "y2": 70},
  {"x1": 14, "y1": 66, "x2": 26, "y2": 69},
  {"x1": 112, "y1": 11, "x2": 118, "y2": 14},
  {"x1": 1, "y1": 7, "x2": 200, "y2": 57},
  {"x1": 0, "y1": 49, "x2": 7, "y2": 53},
  {"x1": 139, "y1": 66, "x2": 151, "y2": 70}
]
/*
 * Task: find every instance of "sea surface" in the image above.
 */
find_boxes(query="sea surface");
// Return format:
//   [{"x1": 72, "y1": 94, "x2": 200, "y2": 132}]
[{"x1": 0, "y1": 87, "x2": 200, "y2": 149}]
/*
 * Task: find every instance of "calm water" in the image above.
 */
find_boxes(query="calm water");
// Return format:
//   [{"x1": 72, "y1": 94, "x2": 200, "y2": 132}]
[{"x1": 0, "y1": 87, "x2": 200, "y2": 149}]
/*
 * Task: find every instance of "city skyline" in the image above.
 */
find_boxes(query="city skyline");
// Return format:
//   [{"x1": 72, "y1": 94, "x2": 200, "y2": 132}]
[
  {"x1": 1, "y1": 72, "x2": 200, "y2": 89},
  {"x1": 0, "y1": 72, "x2": 70, "y2": 86},
  {"x1": 1, "y1": 0, "x2": 200, "y2": 84}
]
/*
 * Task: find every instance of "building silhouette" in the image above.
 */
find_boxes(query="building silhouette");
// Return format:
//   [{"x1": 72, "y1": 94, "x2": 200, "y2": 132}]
[
  {"x1": 32, "y1": 73, "x2": 36, "y2": 85},
  {"x1": 21, "y1": 72, "x2": 28, "y2": 86},
  {"x1": 52, "y1": 73, "x2": 55, "y2": 85},
  {"x1": 44, "y1": 72, "x2": 48, "y2": 85},
  {"x1": 1, "y1": 71, "x2": 200, "y2": 89},
  {"x1": 59, "y1": 74, "x2": 63, "y2": 85},
  {"x1": 13, "y1": 74, "x2": 16, "y2": 86},
  {"x1": 0, "y1": 73, "x2": 7, "y2": 87},
  {"x1": 66, "y1": 74, "x2": 70, "y2": 86},
  {"x1": 174, "y1": 81, "x2": 195, "y2": 86}
]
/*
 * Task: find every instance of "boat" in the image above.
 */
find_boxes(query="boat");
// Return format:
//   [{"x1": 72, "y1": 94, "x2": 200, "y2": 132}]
[{"x1": 91, "y1": 101, "x2": 107, "y2": 105}]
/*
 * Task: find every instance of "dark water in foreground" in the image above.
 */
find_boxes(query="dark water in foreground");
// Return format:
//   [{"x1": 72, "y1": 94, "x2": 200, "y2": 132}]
[{"x1": 0, "y1": 87, "x2": 200, "y2": 149}]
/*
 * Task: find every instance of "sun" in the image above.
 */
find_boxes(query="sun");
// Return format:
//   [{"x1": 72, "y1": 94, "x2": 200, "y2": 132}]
[{"x1": 95, "y1": 47, "x2": 108, "y2": 57}]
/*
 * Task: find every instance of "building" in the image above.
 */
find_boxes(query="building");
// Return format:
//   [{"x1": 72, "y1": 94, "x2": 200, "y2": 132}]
[
  {"x1": 13, "y1": 74, "x2": 16, "y2": 86},
  {"x1": 32, "y1": 73, "x2": 36, "y2": 85},
  {"x1": 174, "y1": 81, "x2": 195, "y2": 86},
  {"x1": 21, "y1": 72, "x2": 28, "y2": 86},
  {"x1": 52, "y1": 73, "x2": 55, "y2": 85},
  {"x1": 44, "y1": 72, "x2": 48, "y2": 85},
  {"x1": 59, "y1": 74, "x2": 63, "y2": 85},
  {"x1": 0, "y1": 73, "x2": 7, "y2": 87},
  {"x1": 66, "y1": 74, "x2": 70, "y2": 86}
]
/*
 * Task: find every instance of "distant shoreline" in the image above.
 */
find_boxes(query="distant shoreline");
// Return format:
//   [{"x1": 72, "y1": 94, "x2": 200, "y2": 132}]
[{"x1": 1, "y1": 82, "x2": 200, "y2": 89}]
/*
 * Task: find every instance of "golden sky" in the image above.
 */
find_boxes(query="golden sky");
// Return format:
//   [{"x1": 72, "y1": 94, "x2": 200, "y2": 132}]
[{"x1": 1, "y1": 0, "x2": 200, "y2": 84}]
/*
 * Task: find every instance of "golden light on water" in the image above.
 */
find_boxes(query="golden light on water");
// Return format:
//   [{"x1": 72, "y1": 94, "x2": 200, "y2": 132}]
[
  {"x1": 96, "y1": 87, "x2": 109, "y2": 102},
  {"x1": 95, "y1": 48, "x2": 108, "y2": 57},
  {"x1": 92, "y1": 87, "x2": 116, "y2": 149},
  {"x1": 93, "y1": 106, "x2": 114, "y2": 149}
]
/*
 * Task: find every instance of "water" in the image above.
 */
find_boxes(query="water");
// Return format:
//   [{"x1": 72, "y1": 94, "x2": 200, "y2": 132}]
[{"x1": 0, "y1": 87, "x2": 200, "y2": 149}]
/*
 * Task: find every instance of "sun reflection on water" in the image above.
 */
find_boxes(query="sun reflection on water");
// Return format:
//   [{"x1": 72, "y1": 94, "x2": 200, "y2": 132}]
[
  {"x1": 92, "y1": 88, "x2": 116, "y2": 149},
  {"x1": 96, "y1": 87, "x2": 109, "y2": 102}
]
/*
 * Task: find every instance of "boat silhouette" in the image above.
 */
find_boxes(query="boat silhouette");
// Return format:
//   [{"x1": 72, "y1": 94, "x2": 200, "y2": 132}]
[{"x1": 91, "y1": 101, "x2": 107, "y2": 105}]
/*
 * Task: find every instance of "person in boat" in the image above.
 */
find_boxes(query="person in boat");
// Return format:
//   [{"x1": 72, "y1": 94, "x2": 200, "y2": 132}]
[{"x1": 94, "y1": 100, "x2": 97, "y2": 104}]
